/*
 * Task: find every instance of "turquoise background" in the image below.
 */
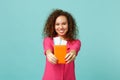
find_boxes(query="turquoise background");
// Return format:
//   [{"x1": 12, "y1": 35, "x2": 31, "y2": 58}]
[{"x1": 0, "y1": 0, "x2": 120, "y2": 80}]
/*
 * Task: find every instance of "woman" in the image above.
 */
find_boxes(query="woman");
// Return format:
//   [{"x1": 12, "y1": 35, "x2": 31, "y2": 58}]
[{"x1": 42, "y1": 9, "x2": 81, "y2": 80}]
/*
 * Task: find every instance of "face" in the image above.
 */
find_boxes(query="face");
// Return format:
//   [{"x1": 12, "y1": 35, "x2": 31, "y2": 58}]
[{"x1": 55, "y1": 15, "x2": 68, "y2": 39}]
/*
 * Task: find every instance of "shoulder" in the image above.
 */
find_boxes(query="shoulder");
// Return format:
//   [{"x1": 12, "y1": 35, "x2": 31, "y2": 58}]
[
  {"x1": 43, "y1": 37, "x2": 54, "y2": 47},
  {"x1": 74, "y1": 39, "x2": 81, "y2": 43},
  {"x1": 43, "y1": 37, "x2": 53, "y2": 45},
  {"x1": 67, "y1": 39, "x2": 81, "y2": 53},
  {"x1": 69, "y1": 39, "x2": 81, "y2": 45},
  {"x1": 44, "y1": 37, "x2": 53, "y2": 41}
]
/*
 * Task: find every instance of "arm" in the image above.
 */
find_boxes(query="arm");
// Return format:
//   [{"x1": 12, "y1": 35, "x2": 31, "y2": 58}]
[
  {"x1": 70, "y1": 40, "x2": 81, "y2": 56},
  {"x1": 65, "y1": 40, "x2": 81, "y2": 64},
  {"x1": 46, "y1": 49, "x2": 58, "y2": 64},
  {"x1": 43, "y1": 37, "x2": 57, "y2": 64}
]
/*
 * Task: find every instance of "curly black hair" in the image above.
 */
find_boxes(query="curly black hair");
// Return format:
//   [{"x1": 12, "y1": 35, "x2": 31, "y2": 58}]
[{"x1": 43, "y1": 9, "x2": 78, "y2": 40}]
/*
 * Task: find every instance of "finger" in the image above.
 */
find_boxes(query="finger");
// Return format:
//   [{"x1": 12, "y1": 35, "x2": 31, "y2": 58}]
[
  {"x1": 72, "y1": 54, "x2": 76, "y2": 60},
  {"x1": 48, "y1": 53, "x2": 57, "y2": 61},
  {"x1": 65, "y1": 53, "x2": 72, "y2": 61},
  {"x1": 66, "y1": 59, "x2": 72, "y2": 64},
  {"x1": 47, "y1": 54, "x2": 57, "y2": 64},
  {"x1": 47, "y1": 56, "x2": 57, "y2": 64},
  {"x1": 51, "y1": 56, "x2": 58, "y2": 64},
  {"x1": 66, "y1": 54, "x2": 76, "y2": 64},
  {"x1": 51, "y1": 54, "x2": 58, "y2": 60},
  {"x1": 48, "y1": 53, "x2": 54, "y2": 60},
  {"x1": 65, "y1": 53, "x2": 70, "y2": 59}
]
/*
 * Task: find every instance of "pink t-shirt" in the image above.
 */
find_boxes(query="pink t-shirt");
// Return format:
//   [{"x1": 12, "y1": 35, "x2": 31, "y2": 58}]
[{"x1": 42, "y1": 37, "x2": 81, "y2": 80}]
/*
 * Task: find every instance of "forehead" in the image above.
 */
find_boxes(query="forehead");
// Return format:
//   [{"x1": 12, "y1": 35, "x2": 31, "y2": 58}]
[{"x1": 55, "y1": 15, "x2": 68, "y2": 22}]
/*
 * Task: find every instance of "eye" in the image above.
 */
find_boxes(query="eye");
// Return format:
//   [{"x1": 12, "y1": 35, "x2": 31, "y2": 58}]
[
  {"x1": 55, "y1": 23, "x2": 59, "y2": 26},
  {"x1": 62, "y1": 22, "x2": 67, "y2": 25}
]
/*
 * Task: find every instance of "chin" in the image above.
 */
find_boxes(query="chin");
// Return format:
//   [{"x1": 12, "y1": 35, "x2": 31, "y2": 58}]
[{"x1": 59, "y1": 33, "x2": 66, "y2": 36}]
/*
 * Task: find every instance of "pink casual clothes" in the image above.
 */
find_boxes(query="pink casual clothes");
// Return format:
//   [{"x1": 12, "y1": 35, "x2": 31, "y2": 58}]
[{"x1": 42, "y1": 37, "x2": 81, "y2": 80}]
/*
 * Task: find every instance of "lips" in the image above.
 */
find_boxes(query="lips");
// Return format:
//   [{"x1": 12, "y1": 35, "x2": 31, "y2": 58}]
[
  {"x1": 58, "y1": 30, "x2": 66, "y2": 34},
  {"x1": 59, "y1": 30, "x2": 64, "y2": 33}
]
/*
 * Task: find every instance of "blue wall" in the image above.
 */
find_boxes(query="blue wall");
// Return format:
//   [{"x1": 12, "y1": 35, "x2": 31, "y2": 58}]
[{"x1": 0, "y1": 0, "x2": 120, "y2": 80}]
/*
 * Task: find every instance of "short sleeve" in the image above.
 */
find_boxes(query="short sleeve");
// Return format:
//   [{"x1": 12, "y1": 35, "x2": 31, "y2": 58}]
[
  {"x1": 70, "y1": 39, "x2": 81, "y2": 55},
  {"x1": 43, "y1": 37, "x2": 54, "y2": 55}
]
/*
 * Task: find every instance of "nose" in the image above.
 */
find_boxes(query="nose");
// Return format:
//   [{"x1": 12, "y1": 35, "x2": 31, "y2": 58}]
[{"x1": 59, "y1": 24, "x2": 63, "y2": 29}]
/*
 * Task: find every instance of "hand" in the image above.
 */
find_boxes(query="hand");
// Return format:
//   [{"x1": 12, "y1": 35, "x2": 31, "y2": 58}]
[
  {"x1": 46, "y1": 50, "x2": 58, "y2": 64},
  {"x1": 65, "y1": 50, "x2": 76, "y2": 64}
]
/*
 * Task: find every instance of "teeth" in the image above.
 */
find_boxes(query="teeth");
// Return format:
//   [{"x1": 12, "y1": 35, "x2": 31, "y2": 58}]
[{"x1": 59, "y1": 31, "x2": 64, "y2": 32}]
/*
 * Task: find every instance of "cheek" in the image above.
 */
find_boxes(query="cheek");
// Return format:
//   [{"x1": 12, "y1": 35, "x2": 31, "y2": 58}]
[
  {"x1": 55, "y1": 26, "x2": 57, "y2": 30},
  {"x1": 55, "y1": 26, "x2": 59, "y2": 32},
  {"x1": 65, "y1": 25, "x2": 68, "y2": 31}
]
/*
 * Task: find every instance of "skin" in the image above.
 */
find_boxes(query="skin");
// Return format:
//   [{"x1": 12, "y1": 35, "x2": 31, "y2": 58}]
[
  {"x1": 55, "y1": 15, "x2": 68, "y2": 39},
  {"x1": 46, "y1": 15, "x2": 76, "y2": 64}
]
